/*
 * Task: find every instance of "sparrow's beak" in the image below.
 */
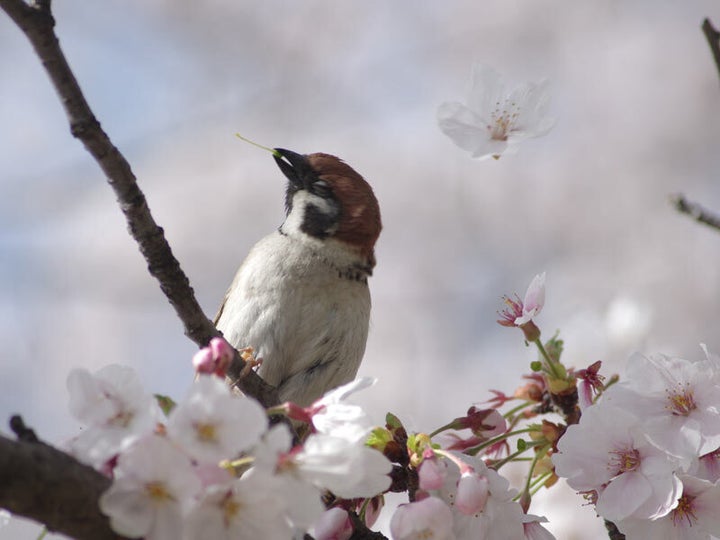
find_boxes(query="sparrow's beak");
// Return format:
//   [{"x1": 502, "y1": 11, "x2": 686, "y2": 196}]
[{"x1": 274, "y1": 148, "x2": 312, "y2": 188}]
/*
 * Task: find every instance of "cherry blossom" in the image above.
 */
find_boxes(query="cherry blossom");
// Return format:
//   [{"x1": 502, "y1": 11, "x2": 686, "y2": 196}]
[
  {"x1": 497, "y1": 273, "x2": 546, "y2": 342},
  {"x1": 552, "y1": 403, "x2": 682, "y2": 521},
  {"x1": 311, "y1": 507, "x2": 353, "y2": 540},
  {"x1": 166, "y1": 374, "x2": 267, "y2": 464},
  {"x1": 696, "y1": 447, "x2": 720, "y2": 482},
  {"x1": 99, "y1": 434, "x2": 201, "y2": 540},
  {"x1": 66, "y1": 364, "x2": 160, "y2": 467},
  {"x1": 437, "y1": 64, "x2": 555, "y2": 160},
  {"x1": 455, "y1": 471, "x2": 489, "y2": 515},
  {"x1": 310, "y1": 377, "x2": 377, "y2": 441},
  {"x1": 293, "y1": 432, "x2": 392, "y2": 499},
  {"x1": 390, "y1": 496, "x2": 455, "y2": 540},
  {"x1": 574, "y1": 360, "x2": 605, "y2": 409},
  {"x1": 419, "y1": 452, "x2": 448, "y2": 491},
  {"x1": 604, "y1": 351, "x2": 720, "y2": 466},
  {"x1": 438, "y1": 454, "x2": 526, "y2": 540},
  {"x1": 251, "y1": 424, "x2": 391, "y2": 529},
  {"x1": 615, "y1": 475, "x2": 720, "y2": 540},
  {"x1": 182, "y1": 468, "x2": 292, "y2": 540},
  {"x1": 521, "y1": 514, "x2": 556, "y2": 540}
]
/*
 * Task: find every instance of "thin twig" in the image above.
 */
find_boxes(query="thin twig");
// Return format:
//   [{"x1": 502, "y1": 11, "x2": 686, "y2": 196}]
[
  {"x1": 670, "y1": 193, "x2": 720, "y2": 233},
  {"x1": 0, "y1": 0, "x2": 279, "y2": 408},
  {"x1": 604, "y1": 519, "x2": 625, "y2": 540},
  {"x1": 0, "y1": 417, "x2": 128, "y2": 540},
  {"x1": 702, "y1": 18, "x2": 720, "y2": 83}
]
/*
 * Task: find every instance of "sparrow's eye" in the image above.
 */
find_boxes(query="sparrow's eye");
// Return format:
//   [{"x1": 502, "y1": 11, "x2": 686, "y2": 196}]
[{"x1": 311, "y1": 180, "x2": 332, "y2": 198}]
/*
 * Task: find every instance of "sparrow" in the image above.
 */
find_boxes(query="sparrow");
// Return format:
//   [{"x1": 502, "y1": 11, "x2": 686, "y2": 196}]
[{"x1": 214, "y1": 149, "x2": 381, "y2": 407}]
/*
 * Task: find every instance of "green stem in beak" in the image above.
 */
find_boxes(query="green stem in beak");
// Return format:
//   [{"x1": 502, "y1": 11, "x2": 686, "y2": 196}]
[{"x1": 235, "y1": 132, "x2": 283, "y2": 158}]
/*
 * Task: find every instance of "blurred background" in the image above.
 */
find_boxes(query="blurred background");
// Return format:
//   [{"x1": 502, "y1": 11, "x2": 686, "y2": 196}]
[{"x1": 2, "y1": 0, "x2": 720, "y2": 538}]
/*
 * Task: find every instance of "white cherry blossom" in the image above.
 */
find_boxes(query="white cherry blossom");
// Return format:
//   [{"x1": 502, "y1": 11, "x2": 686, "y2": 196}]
[
  {"x1": 183, "y1": 468, "x2": 292, "y2": 540},
  {"x1": 391, "y1": 496, "x2": 455, "y2": 540},
  {"x1": 438, "y1": 64, "x2": 554, "y2": 160},
  {"x1": 166, "y1": 375, "x2": 267, "y2": 464},
  {"x1": 311, "y1": 377, "x2": 377, "y2": 442},
  {"x1": 66, "y1": 364, "x2": 160, "y2": 467},
  {"x1": 99, "y1": 434, "x2": 201, "y2": 540}
]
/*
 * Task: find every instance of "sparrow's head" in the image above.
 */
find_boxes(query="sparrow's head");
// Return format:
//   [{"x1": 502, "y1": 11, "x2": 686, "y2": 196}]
[{"x1": 274, "y1": 148, "x2": 382, "y2": 262}]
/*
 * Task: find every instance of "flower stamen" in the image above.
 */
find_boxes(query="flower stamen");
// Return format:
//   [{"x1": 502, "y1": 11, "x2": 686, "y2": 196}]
[
  {"x1": 145, "y1": 481, "x2": 173, "y2": 502},
  {"x1": 671, "y1": 493, "x2": 698, "y2": 527},
  {"x1": 608, "y1": 447, "x2": 641, "y2": 476},
  {"x1": 195, "y1": 422, "x2": 218, "y2": 442},
  {"x1": 667, "y1": 383, "x2": 697, "y2": 416}
]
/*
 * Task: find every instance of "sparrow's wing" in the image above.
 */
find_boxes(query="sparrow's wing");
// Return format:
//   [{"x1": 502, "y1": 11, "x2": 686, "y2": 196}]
[{"x1": 213, "y1": 288, "x2": 230, "y2": 326}]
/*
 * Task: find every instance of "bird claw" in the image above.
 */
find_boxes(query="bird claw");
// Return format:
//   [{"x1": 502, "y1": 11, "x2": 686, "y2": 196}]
[{"x1": 238, "y1": 347, "x2": 263, "y2": 378}]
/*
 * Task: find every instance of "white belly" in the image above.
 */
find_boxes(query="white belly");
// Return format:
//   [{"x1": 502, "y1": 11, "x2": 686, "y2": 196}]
[{"x1": 215, "y1": 232, "x2": 371, "y2": 406}]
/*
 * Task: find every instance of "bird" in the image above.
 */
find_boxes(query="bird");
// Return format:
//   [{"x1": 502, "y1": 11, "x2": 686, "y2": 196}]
[{"x1": 214, "y1": 148, "x2": 382, "y2": 407}]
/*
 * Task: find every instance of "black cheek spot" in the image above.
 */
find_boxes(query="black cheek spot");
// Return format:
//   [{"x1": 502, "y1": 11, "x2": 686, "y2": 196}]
[{"x1": 301, "y1": 203, "x2": 340, "y2": 239}]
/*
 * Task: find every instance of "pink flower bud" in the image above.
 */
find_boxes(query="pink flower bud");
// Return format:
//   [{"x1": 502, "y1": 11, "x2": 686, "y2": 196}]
[
  {"x1": 456, "y1": 471, "x2": 489, "y2": 515},
  {"x1": 313, "y1": 508, "x2": 352, "y2": 540},
  {"x1": 419, "y1": 455, "x2": 446, "y2": 491},
  {"x1": 192, "y1": 347, "x2": 215, "y2": 374},
  {"x1": 209, "y1": 337, "x2": 233, "y2": 377},
  {"x1": 209, "y1": 337, "x2": 233, "y2": 364},
  {"x1": 362, "y1": 496, "x2": 384, "y2": 528},
  {"x1": 458, "y1": 407, "x2": 507, "y2": 438}
]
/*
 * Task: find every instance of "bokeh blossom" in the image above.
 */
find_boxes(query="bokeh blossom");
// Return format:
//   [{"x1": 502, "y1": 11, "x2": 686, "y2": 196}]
[{"x1": 438, "y1": 64, "x2": 555, "y2": 160}]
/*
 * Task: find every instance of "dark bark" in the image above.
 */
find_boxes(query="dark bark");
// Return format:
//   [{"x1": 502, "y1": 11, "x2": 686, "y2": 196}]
[{"x1": 0, "y1": 417, "x2": 128, "y2": 540}]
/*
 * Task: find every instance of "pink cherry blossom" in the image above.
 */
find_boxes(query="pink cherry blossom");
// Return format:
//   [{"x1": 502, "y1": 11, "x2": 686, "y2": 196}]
[
  {"x1": 604, "y1": 351, "x2": 720, "y2": 466},
  {"x1": 439, "y1": 454, "x2": 525, "y2": 540},
  {"x1": 455, "y1": 471, "x2": 489, "y2": 515},
  {"x1": 552, "y1": 403, "x2": 682, "y2": 521},
  {"x1": 616, "y1": 475, "x2": 720, "y2": 540},
  {"x1": 419, "y1": 453, "x2": 448, "y2": 491},
  {"x1": 521, "y1": 514, "x2": 556, "y2": 540}
]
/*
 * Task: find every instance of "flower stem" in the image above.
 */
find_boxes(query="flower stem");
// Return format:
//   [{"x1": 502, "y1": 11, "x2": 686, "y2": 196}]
[
  {"x1": 503, "y1": 401, "x2": 535, "y2": 420},
  {"x1": 491, "y1": 440, "x2": 542, "y2": 470},
  {"x1": 466, "y1": 427, "x2": 535, "y2": 456},
  {"x1": 429, "y1": 420, "x2": 460, "y2": 439},
  {"x1": 358, "y1": 497, "x2": 371, "y2": 523},
  {"x1": 515, "y1": 444, "x2": 550, "y2": 507},
  {"x1": 529, "y1": 471, "x2": 553, "y2": 496},
  {"x1": 534, "y1": 339, "x2": 563, "y2": 379}
]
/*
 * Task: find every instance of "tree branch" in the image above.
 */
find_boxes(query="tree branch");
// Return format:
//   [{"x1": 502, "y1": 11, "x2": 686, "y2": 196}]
[
  {"x1": 0, "y1": 416, "x2": 129, "y2": 540},
  {"x1": 604, "y1": 519, "x2": 625, "y2": 540},
  {"x1": 702, "y1": 18, "x2": 720, "y2": 83},
  {"x1": 0, "y1": 0, "x2": 279, "y2": 408},
  {"x1": 670, "y1": 193, "x2": 720, "y2": 233}
]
